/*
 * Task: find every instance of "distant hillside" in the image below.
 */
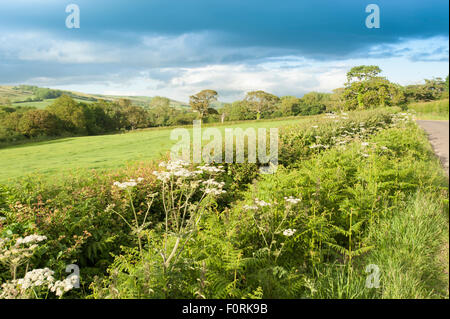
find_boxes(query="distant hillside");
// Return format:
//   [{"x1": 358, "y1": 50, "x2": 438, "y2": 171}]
[{"x1": 0, "y1": 85, "x2": 190, "y2": 109}]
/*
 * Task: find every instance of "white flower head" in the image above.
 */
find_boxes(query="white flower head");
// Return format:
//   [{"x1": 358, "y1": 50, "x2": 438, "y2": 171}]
[
  {"x1": 283, "y1": 229, "x2": 297, "y2": 237},
  {"x1": 255, "y1": 198, "x2": 272, "y2": 207},
  {"x1": 284, "y1": 196, "x2": 301, "y2": 205}
]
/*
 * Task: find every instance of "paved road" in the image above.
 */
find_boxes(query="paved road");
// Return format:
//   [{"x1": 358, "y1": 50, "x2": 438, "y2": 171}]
[{"x1": 416, "y1": 120, "x2": 449, "y2": 176}]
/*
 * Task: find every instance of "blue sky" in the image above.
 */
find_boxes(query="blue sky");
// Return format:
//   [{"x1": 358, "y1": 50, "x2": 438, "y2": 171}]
[{"x1": 0, "y1": 0, "x2": 448, "y2": 101}]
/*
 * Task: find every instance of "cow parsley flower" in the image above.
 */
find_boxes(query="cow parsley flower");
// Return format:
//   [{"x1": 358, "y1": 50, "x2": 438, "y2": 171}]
[
  {"x1": 284, "y1": 196, "x2": 301, "y2": 205},
  {"x1": 17, "y1": 268, "x2": 55, "y2": 290},
  {"x1": 283, "y1": 229, "x2": 297, "y2": 237},
  {"x1": 197, "y1": 165, "x2": 225, "y2": 173},
  {"x1": 50, "y1": 275, "x2": 79, "y2": 297},
  {"x1": 255, "y1": 198, "x2": 271, "y2": 207},
  {"x1": 113, "y1": 181, "x2": 138, "y2": 189},
  {"x1": 14, "y1": 235, "x2": 47, "y2": 246}
]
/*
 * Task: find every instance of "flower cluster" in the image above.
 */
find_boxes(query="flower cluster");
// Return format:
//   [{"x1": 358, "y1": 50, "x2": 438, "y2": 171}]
[
  {"x1": 309, "y1": 144, "x2": 330, "y2": 149},
  {"x1": 153, "y1": 160, "x2": 199, "y2": 182},
  {"x1": 202, "y1": 179, "x2": 226, "y2": 195},
  {"x1": 284, "y1": 196, "x2": 301, "y2": 205},
  {"x1": 0, "y1": 268, "x2": 79, "y2": 299},
  {"x1": 0, "y1": 235, "x2": 47, "y2": 268},
  {"x1": 17, "y1": 268, "x2": 55, "y2": 290},
  {"x1": 243, "y1": 204, "x2": 258, "y2": 211},
  {"x1": 14, "y1": 235, "x2": 47, "y2": 246},
  {"x1": 197, "y1": 165, "x2": 225, "y2": 173},
  {"x1": 255, "y1": 198, "x2": 272, "y2": 207},
  {"x1": 113, "y1": 178, "x2": 144, "y2": 190},
  {"x1": 283, "y1": 229, "x2": 297, "y2": 237},
  {"x1": 50, "y1": 275, "x2": 79, "y2": 297}
]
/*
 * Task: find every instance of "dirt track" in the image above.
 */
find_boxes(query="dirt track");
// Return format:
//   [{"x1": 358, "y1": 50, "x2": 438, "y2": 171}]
[{"x1": 416, "y1": 120, "x2": 449, "y2": 176}]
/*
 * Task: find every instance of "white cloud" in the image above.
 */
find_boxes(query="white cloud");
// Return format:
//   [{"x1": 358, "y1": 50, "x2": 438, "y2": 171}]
[{"x1": 1, "y1": 31, "x2": 448, "y2": 102}]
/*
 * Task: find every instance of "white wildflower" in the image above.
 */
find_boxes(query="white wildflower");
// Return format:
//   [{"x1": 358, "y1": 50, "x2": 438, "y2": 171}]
[
  {"x1": 255, "y1": 198, "x2": 271, "y2": 207},
  {"x1": 50, "y1": 275, "x2": 79, "y2": 297},
  {"x1": 14, "y1": 235, "x2": 47, "y2": 246},
  {"x1": 283, "y1": 229, "x2": 297, "y2": 237},
  {"x1": 284, "y1": 196, "x2": 301, "y2": 205},
  {"x1": 17, "y1": 268, "x2": 55, "y2": 290},
  {"x1": 113, "y1": 181, "x2": 138, "y2": 189},
  {"x1": 197, "y1": 165, "x2": 225, "y2": 173}
]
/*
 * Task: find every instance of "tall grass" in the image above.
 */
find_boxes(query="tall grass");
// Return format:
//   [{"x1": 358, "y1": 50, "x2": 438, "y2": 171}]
[
  {"x1": 362, "y1": 191, "x2": 449, "y2": 298},
  {"x1": 409, "y1": 99, "x2": 449, "y2": 120}
]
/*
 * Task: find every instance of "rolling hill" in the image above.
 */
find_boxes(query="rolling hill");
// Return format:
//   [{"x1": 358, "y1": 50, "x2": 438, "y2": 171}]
[{"x1": 0, "y1": 85, "x2": 190, "y2": 109}]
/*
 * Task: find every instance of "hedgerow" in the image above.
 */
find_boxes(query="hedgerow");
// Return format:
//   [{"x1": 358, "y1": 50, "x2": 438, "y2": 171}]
[{"x1": 0, "y1": 109, "x2": 447, "y2": 299}]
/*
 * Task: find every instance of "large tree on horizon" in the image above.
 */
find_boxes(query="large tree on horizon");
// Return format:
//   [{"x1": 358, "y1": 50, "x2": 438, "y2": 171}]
[
  {"x1": 343, "y1": 65, "x2": 405, "y2": 109},
  {"x1": 244, "y1": 90, "x2": 279, "y2": 120},
  {"x1": 189, "y1": 89, "x2": 218, "y2": 119}
]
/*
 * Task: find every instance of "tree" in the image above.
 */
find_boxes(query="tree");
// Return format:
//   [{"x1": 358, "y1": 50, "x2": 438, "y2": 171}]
[
  {"x1": 189, "y1": 90, "x2": 218, "y2": 118},
  {"x1": 117, "y1": 98, "x2": 132, "y2": 108},
  {"x1": 219, "y1": 101, "x2": 256, "y2": 121},
  {"x1": 18, "y1": 109, "x2": 61, "y2": 137},
  {"x1": 149, "y1": 96, "x2": 170, "y2": 109},
  {"x1": 47, "y1": 95, "x2": 89, "y2": 134},
  {"x1": 298, "y1": 92, "x2": 329, "y2": 115},
  {"x1": 244, "y1": 91, "x2": 279, "y2": 120},
  {"x1": 404, "y1": 77, "x2": 447, "y2": 102},
  {"x1": 276, "y1": 96, "x2": 301, "y2": 116},
  {"x1": 325, "y1": 88, "x2": 346, "y2": 112},
  {"x1": 123, "y1": 105, "x2": 148, "y2": 130},
  {"x1": 343, "y1": 65, "x2": 405, "y2": 109},
  {"x1": 346, "y1": 65, "x2": 382, "y2": 83}
]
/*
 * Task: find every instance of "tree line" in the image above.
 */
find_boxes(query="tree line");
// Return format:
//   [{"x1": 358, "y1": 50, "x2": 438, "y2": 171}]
[{"x1": 0, "y1": 65, "x2": 448, "y2": 146}]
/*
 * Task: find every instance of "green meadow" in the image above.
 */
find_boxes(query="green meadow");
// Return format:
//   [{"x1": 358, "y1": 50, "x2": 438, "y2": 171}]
[{"x1": 0, "y1": 117, "x2": 305, "y2": 183}]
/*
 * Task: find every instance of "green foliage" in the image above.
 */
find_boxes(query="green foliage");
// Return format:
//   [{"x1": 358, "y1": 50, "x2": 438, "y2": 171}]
[
  {"x1": 1, "y1": 83, "x2": 448, "y2": 299},
  {"x1": 404, "y1": 77, "x2": 448, "y2": 102},
  {"x1": 244, "y1": 91, "x2": 280, "y2": 120},
  {"x1": 278, "y1": 108, "x2": 396, "y2": 166},
  {"x1": 189, "y1": 90, "x2": 219, "y2": 118},
  {"x1": 298, "y1": 92, "x2": 330, "y2": 115},
  {"x1": 17, "y1": 109, "x2": 61, "y2": 138},
  {"x1": 408, "y1": 99, "x2": 449, "y2": 120},
  {"x1": 343, "y1": 72, "x2": 405, "y2": 110},
  {"x1": 220, "y1": 101, "x2": 256, "y2": 121},
  {"x1": 47, "y1": 95, "x2": 90, "y2": 135}
]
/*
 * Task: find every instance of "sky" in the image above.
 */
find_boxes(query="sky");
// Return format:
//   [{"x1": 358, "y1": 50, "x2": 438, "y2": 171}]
[{"x1": 0, "y1": 0, "x2": 448, "y2": 102}]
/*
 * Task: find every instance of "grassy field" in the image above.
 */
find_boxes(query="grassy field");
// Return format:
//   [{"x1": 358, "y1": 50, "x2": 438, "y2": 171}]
[
  {"x1": 409, "y1": 99, "x2": 449, "y2": 120},
  {"x1": 12, "y1": 98, "x2": 96, "y2": 109},
  {"x1": 0, "y1": 117, "x2": 306, "y2": 183}
]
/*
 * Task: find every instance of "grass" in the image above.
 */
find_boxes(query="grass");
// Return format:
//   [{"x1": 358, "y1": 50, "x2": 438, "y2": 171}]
[
  {"x1": 0, "y1": 117, "x2": 306, "y2": 183},
  {"x1": 12, "y1": 98, "x2": 95, "y2": 109},
  {"x1": 363, "y1": 191, "x2": 449, "y2": 298},
  {"x1": 409, "y1": 99, "x2": 449, "y2": 120}
]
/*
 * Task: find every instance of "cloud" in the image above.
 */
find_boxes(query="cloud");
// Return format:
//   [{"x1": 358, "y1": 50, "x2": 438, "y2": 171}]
[
  {"x1": 1, "y1": 0, "x2": 448, "y2": 59},
  {"x1": 0, "y1": 1, "x2": 448, "y2": 101},
  {"x1": 365, "y1": 37, "x2": 449, "y2": 62}
]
